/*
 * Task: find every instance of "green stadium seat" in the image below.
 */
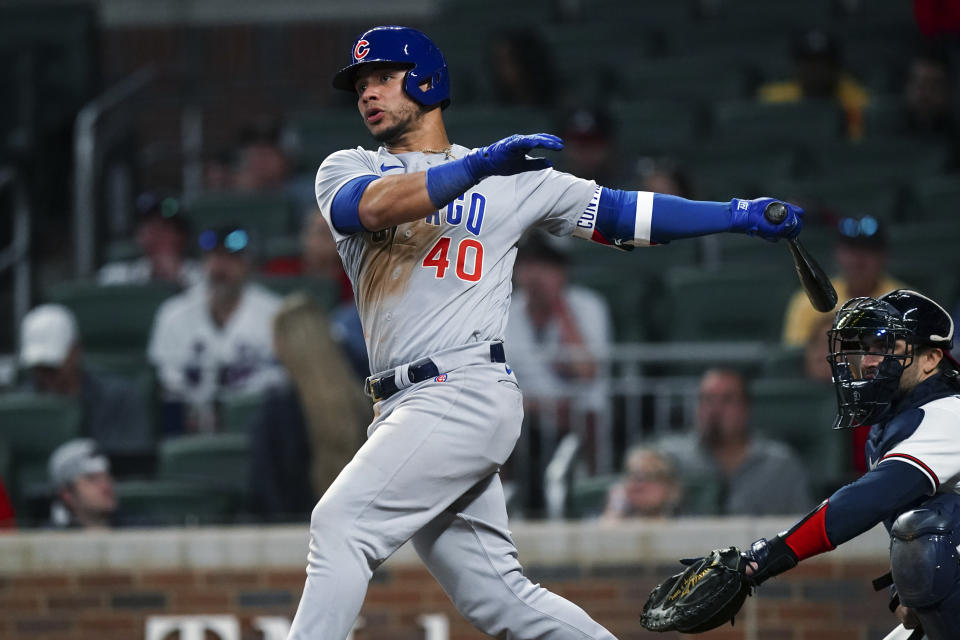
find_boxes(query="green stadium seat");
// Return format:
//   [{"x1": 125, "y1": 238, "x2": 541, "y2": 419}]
[
  {"x1": 678, "y1": 141, "x2": 798, "y2": 200},
  {"x1": 114, "y1": 479, "x2": 234, "y2": 526},
  {"x1": 611, "y1": 101, "x2": 701, "y2": 155},
  {"x1": 220, "y1": 391, "x2": 265, "y2": 434},
  {"x1": 749, "y1": 378, "x2": 848, "y2": 491},
  {"x1": 46, "y1": 281, "x2": 177, "y2": 353},
  {"x1": 709, "y1": 225, "x2": 834, "y2": 270},
  {"x1": 661, "y1": 265, "x2": 795, "y2": 343},
  {"x1": 888, "y1": 221, "x2": 960, "y2": 303},
  {"x1": 158, "y1": 433, "x2": 251, "y2": 501},
  {"x1": 908, "y1": 175, "x2": 960, "y2": 222},
  {"x1": 258, "y1": 275, "x2": 339, "y2": 309},
  {"x1": 186, "y1": 191, "x2": 296, "y2": 238},
  {"x1": 289, "y1": 110, "x2": 369, "y2": 171},
  {"x1": 626, "y1": 56, "x2": 749, "y2": 102},
  {"x1": 810, "y1": 138, "x2": 950, "y2": 183},
  {"x1": 711, "y1": 100, "x2": 845, "y2": 146},
  {"x1": 0, "y1": 392, "x2": 83, "y2": 511},
  {"x1": 769, "y1": 175, "x2": 902, "y2": 222},
  {"x1": 567, "y1": 473, "x2": 619, "y2": 519},
  {"x1": 761, "y1": 344, "x2": 807, "y2": 379}
]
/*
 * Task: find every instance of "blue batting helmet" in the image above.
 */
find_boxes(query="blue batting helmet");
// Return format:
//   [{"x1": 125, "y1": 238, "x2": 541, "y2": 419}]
[{"x1": 332, "y1": 26, "x2": 451, "y2": 109}]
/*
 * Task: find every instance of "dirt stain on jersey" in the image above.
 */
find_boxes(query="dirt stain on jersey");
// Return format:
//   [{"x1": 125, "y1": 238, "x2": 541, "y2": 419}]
[{"x1": 355, "y1": 218, "x2": 446, "y2": 309}]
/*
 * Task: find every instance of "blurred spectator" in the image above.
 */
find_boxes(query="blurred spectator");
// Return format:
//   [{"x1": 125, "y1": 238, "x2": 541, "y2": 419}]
[
  {"x1": 148, "y1": 224, "x2": 284, "y2": 434},
  {"x1": 487, "y1": 28, "x2": 558, "y2": 107},
  {"x1": 231, "y1": 117, "x2": 316, "y2": 215},
  {"x1": 602, "y1": 446, "x2": 683, "y2": 520},
  {"x1": 635, "y1": 157, "x2": 693, "y2": 198},
  {"x1": 506, "y1": 232, "x2": 612, "y2": 428},
  {"x1": 758, "y1": 28, "x2": 870, "y2": 139},
  {"x1": 204, "y1": 147, "x2": 237, "y2": 191},
  {"x1": 656, "y1": 369, "x2": 812, "y2": 516},
  {"x1": 891, "y1": 46, "x2": 960, "y2": 165},
  {"x1": 249, "y1": 294, "x2": 368, "y2": 521},
  {"x1": 557, "y1": 107, "x2": 631, "y2": 188},
  {"x1": 782, "y1": 215, "x2": 906, "y2": 347},
  {"x1": 98, "y1": 192, "x2": 202, "y2": 289},
  {"x1": 20, "y1": 304, "x2": 152, "y2": 455},
  {"x1": 0, "y1": 478, "x2": 15, "y2": 529},
  {"x1": 47, "y1": 439, "x2": 117, "y2": 529}
]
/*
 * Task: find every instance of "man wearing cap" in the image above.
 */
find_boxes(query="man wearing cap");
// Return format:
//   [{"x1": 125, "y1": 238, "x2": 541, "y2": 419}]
[
  {"x1": 783, "y1": 215, "x2": 906, "y2": 348},
  {"x1": 147, "y1": 224, "x2": 283, "y2": 434},
  {"x1": 47, "y1": 439, "x2": 118, "y2": 528},
  {"x1": 758, "y1": 28, "x2": 870, "y2": 139},
  {"x1": 20, "y1": 304, "x2": 153, "y2": 455},
  {"x1": 98, "y1": 192, "x2": 202, "y2": 289}
]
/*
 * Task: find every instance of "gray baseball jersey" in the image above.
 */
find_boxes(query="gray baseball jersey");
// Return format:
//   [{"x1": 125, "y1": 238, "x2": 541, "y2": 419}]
[{"x1": 315, "y1": 144, "x2": 596, "y2": 374}]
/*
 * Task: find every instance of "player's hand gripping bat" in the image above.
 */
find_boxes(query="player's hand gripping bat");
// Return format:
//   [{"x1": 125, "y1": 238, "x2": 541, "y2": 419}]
[{"x1": 764, "y1": 202, "x2": 838, "y2": 312}]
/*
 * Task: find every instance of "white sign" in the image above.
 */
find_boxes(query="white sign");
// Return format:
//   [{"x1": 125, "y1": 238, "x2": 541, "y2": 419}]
[{"x1": 146, "y1": 613, "x2": 446, "y2": 639}]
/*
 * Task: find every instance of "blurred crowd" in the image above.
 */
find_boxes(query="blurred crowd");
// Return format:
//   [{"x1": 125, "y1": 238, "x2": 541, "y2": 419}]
[{"x1": 2, "y1": 1, "x2": 960, "y2": 529}]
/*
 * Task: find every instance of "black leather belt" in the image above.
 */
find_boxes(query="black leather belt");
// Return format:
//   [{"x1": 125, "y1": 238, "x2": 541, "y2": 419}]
[{"x1": 366, "y1": 342, "x2": 506, "y2": 402}]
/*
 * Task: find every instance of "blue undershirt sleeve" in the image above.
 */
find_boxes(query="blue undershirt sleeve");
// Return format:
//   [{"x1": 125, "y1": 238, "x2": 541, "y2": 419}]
[
  {"x1": 823, "y1": 460, "x2": 932, "y2": 546},
  {"x1": 330, "y1": 175, "x2": 379, "y2": 234},
  {"x1": 649, "y1": 194, "x2": 731, "y2": 243}
]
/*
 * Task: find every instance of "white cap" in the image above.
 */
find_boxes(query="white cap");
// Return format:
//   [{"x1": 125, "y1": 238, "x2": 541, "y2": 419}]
[
  {"x1": 48, "y1": 439, "x2": 109, "y2": 488},
  {"x1": 19, "y1": 304, "x2": 78, "y2": 368}
]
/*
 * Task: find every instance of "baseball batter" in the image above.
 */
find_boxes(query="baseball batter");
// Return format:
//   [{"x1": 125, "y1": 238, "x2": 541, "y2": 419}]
[{"x1": 287, "y1": 26, "x2": 803, "y2": 639}]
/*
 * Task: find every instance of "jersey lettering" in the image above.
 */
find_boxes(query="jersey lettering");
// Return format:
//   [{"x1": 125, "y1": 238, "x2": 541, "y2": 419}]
[
  {"x1": 425, "y1": 192, "x2": 485, "y2": 236},
  {"x1": 422, "y1": 237, "x2": 484, "y2": 282}
]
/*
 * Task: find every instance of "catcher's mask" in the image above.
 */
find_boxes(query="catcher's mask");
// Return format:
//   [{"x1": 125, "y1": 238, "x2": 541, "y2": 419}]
[{"x1": 827, "y1": 289, "x2": 956, "y2": 429}]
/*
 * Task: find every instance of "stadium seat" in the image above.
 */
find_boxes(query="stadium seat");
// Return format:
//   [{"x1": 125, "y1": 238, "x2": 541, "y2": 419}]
[
  {"x1": 611, "y1": 101, "x2": 702, "y2": 155},
  {"x1": 158, "y1": 433, "x2": 251, "y2": 502},
  {"x1": 749, "y1": 378, "x2": 847, "y2": 491},
  {"x1": 810, "y1": 138, "x2": 950, "y2": 184},
  {"x1": 220, "y1": 391, "x2": 265, "y2": 434},
  {"x1": 888, "y1": 221, "x2": 960, "y2": 303},
  {"x1": 289, "y1": 109, "x2": 369, "y2": 171},
  {"x1": 567, "y1": 473, "x2": 619, "y2": 519},
  {"x1": 626, "y1": 55, "x2": 749, "y2": 102},
  {"x1": 114, "y1": 479, "x2": 234, "y2": 526},
  {"x1": 761, "y1": 344, "x2": 807, "y2": 379},
  {"x1": 769, "y1": 175, "x2": 902, "y2": 222},
  {"x1": 441, "y1": 106, "x2": 552, "y2": 150},
  {"x1": 46, "y1": 281, "x2": 178, "y2": 353},
  {"x1": 0, "y1": 392, "x2": 82, "y2": 511},
  {"x1": 661, "y1": 265, "x2": 795, "y2": 343},
  {"x1": 907, "y1": 175, "x2": 960, "y2": 222},
  {"x1": 711, "y1": 100, "x2": 845, "y2": 147},
  {"x1": 185, "y1": 191, "x2": 296, "y2": 238}
]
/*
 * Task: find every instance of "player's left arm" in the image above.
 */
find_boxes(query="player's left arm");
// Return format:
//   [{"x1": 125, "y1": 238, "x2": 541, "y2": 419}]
[
  {"x1": 745, "y1": 458, "x2": 933, "y2": 585},
  {"x1": 573, "y1": 186, "x2": 803, "y2": 248}
]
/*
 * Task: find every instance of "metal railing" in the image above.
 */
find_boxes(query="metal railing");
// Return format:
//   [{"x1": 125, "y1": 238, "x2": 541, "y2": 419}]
[
  {"x1": 73, "y1": 68, "x2": 155, "y2": 278},
  {"x1": 0, "y1": 167, "x2": 31, "y2": 369}
]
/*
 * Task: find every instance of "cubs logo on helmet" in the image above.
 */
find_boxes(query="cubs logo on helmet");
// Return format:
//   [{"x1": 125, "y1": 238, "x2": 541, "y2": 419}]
[{"x1": 354, "y1": 39, "x2": 370, "y2": 61}]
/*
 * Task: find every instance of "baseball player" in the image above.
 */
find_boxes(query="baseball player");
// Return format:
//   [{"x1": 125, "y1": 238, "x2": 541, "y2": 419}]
[
  {"x1": 718, "y1": 290, "x2": 959, "y2": 640},
  {"x1": 287, "y1": 26, "x2": 803, "y2": 639}
]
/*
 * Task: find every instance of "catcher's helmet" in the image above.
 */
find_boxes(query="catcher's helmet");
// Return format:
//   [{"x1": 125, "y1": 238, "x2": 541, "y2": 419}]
[
  {"x1": 333, "y1": 26, "x2": 450, "y2": 110},
  {"x1": 826, "y1": 290, "x2": 956, "y2": 428}
]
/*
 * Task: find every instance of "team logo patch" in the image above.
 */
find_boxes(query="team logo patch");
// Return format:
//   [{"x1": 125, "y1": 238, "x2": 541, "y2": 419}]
[
  {"x1": 435, "y1": 374, "x2": 448, "y2": 383},
  {"x1": 354, "y1": 39, "x2": 370, "y2": 61}
]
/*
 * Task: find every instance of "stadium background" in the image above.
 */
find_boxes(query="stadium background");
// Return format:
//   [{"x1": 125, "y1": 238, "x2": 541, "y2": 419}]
[{"x1": 0, "y1": 0, "x2": 955, "y2": 638}]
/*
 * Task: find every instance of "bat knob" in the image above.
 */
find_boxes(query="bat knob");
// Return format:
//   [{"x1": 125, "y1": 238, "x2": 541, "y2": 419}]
[{"x1": 764, "y1": 201, "x2": 787, "y2": 224}]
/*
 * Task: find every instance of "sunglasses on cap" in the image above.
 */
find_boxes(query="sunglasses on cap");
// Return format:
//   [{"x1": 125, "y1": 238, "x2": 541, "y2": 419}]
[
  {"x1": 837, "y1": 215, "x2": 880, "y2": 239},
  {"x1": 198, "y1": 228, "x2": 250, "y2": 253}
]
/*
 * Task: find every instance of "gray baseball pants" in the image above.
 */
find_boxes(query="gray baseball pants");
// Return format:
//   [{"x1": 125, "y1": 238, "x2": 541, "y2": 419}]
[{"x1": 287, "y1": 349, "x2": 616, "y2": 639}]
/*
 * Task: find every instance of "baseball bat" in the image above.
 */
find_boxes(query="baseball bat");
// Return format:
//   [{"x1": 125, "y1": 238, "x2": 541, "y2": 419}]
[{"x1": 764, "y1": 202, "x2": 838, "y2": 313}]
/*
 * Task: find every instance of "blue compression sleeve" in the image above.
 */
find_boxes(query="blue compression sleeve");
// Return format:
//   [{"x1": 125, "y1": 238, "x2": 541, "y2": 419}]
[
  {"x1": 823, "y1": 460, "x2": 932, "y2": 546},
  {"x1": 331, "y1": 175, "x2": 379, "y2": 234},
  {"x1": 592, "y1": 188, "x2": 732, "y2": 245},
  {"x1": 649, "y1": 193, "x2": 731, "y2": 243}
]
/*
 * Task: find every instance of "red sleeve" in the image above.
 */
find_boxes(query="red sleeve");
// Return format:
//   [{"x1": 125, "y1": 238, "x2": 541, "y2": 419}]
[{"x1": 782, "y1": 500, "x2": 836, "y2": 561}]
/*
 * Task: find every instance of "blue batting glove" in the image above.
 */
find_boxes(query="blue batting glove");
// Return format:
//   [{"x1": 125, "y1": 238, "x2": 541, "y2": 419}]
[
  {"x1": 462, "y1": 133, "x2": 564, "y2": 180},
  {"x1": 729, "y1": 197, "x2": 804, "y2": 241}
]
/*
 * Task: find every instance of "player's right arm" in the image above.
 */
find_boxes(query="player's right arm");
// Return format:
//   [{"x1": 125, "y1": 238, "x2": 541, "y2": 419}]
[{"x1": 326, "y1": 134, "x2": 562, "y2": 234}]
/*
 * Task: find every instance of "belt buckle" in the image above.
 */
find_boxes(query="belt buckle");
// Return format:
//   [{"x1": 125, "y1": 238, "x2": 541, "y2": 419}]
[{"x1": 365, "y1": 377, "x2": 384, "y2": 402}]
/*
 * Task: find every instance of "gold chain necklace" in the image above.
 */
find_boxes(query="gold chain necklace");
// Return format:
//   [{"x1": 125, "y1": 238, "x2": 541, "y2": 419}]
[{"x1": 421, "y1": 146, "x2": 454, "y2": 159}]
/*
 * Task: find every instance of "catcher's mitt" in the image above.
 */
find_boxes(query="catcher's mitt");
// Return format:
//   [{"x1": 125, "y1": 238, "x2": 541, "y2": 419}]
[{"x1": 639, "y1": 547, "x2": 752, "y2": 633}]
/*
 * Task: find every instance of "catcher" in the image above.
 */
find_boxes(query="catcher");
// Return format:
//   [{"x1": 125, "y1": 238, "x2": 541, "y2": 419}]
[{"x1": 641, "y1": 290, "x2": 960, "y2": 640}]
